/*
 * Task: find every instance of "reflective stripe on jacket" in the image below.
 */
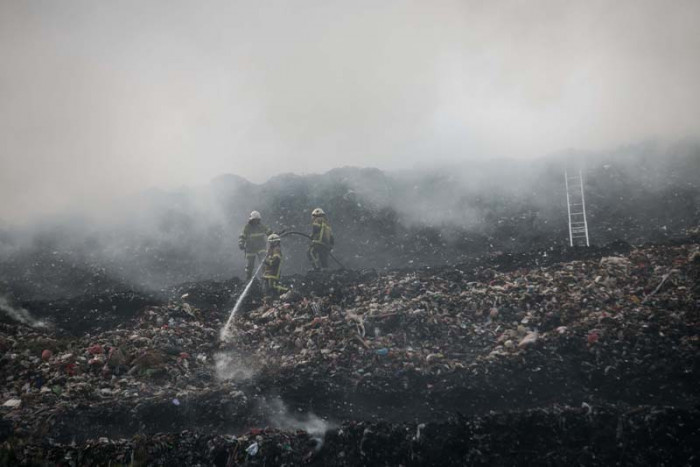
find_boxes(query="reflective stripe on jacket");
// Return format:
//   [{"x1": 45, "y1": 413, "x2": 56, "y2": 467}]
[{"x1": 263, "y1": 248, "x2": 282, "y2": 280}]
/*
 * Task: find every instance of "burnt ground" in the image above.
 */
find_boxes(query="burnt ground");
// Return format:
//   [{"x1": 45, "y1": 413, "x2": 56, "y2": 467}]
[
  {"x1": 9, "y1": 238, "x2": 636, "y2": 337},
  {"x1": 1, "y1": 236, "x2": 699, "y2": 465}
]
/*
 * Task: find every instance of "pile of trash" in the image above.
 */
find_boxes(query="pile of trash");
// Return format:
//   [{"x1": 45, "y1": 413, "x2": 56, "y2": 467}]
[
  {"x1": 1, "y1": 239, "x2": 698, "y2": 464},
  {"x1": 0, "y1": 299, "x2": 251, "y2": 442},
  {"x1": 231, "y1": 242, "x2": 698, "y2": 409}
]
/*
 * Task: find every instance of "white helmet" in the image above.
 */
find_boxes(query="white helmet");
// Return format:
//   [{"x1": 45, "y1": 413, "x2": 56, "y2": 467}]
[
  {"x1": 267, "y1": 233, "x2": 281, "y2": 244},
  {"x1": 249, "y1": 210, "x2": 261, "y2": 220},
  {"x1": 312, "y1": 208, "x2": 325, "y2": 217}
]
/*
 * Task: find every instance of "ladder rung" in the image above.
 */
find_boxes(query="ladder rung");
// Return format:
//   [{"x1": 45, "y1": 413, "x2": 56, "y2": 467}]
[{"x1": 566, "y1": 170, "x2": 589, "y2": 246}]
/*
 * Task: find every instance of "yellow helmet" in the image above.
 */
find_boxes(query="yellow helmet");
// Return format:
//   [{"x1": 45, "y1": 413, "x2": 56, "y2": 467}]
[
  {"x1": 249, "y1": 210, "x2": 261, "y2": 220},
  {"x1": 312, "y1": 208, "x2": 325, "y2": 217},
  {"x1": 267, "y1": 233, "x2": 281, "y2": 244}
]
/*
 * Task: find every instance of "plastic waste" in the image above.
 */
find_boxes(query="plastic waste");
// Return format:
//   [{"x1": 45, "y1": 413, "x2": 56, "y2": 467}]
[{"x1": 246, "y1": 441, "x2": 259, "y2": 456}]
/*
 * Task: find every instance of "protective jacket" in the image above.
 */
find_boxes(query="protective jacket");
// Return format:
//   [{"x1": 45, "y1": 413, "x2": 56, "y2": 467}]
[
  {"x1": 263, "y1": 245, "x2": 288, "y2": 296},
  {"x1": 311, "y1": 217, "x2": 334, "y2": 248},
  {"x1": 263, "y1": 246, "x2": 282, "y2": 280},
  {"x1": 239, "y1": 221, "x2": 272, "y2": 254},
  {"x1": 308, "y1": 216, "x2": 334, "y2": 270}
]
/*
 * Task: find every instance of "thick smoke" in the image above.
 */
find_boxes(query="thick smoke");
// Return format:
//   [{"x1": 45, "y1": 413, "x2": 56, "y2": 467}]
[
  {"x1": 1, "y1": 2, "x2": 699, "y2": 224},
  {"x1": 0, "y1": 141, "x2": 698, "y2": 301}
]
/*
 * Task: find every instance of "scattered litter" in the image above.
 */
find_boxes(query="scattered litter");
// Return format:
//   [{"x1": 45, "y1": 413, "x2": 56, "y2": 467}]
[
  {"x1": 2, "y1": 399, "x2": 21, "y2": 408},
  {"x1": 246, "y1": 441, "x2": 259, "y2": 456}
]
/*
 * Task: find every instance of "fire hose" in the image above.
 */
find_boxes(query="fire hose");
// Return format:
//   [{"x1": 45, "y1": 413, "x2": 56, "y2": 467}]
[{"x1": 279, "y1": 230, "x2": 347, "y2": 269}]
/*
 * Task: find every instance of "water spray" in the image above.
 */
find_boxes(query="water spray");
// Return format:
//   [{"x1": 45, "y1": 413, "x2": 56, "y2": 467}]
[{"x1": 220, "y1": 260, "x2": 265, "y2": 341}]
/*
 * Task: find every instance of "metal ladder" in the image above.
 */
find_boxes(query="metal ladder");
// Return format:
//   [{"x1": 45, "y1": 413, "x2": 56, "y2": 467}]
[{"x1": 565, "y1": 169, "x2": 590, "y2": 247}]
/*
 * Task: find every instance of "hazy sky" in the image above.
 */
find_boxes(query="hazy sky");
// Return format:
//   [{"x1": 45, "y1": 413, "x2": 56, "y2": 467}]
[{"x1": 1, "y1": 0, "x2": 699, "y2": 223}]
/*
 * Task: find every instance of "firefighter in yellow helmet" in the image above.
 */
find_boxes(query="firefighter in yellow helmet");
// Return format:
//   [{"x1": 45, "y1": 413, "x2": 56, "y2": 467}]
[
  {"x1": 307, "y1": 208, "x2": 334, "y2": 270},
  {"x1": 238, "y1": 210, "x2": 272, "y2": 280},
  {"x1": 262, "y1": 233, "x2": 288, "y2": 298}
]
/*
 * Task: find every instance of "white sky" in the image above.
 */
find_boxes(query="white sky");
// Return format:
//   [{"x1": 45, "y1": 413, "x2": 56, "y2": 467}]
[{"x1": 1, "y1": 0, "x2": 699, "y2": 222}]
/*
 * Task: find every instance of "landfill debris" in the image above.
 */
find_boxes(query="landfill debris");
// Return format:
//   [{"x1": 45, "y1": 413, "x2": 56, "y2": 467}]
[
  {"x1": 517, "y1": 331, "x2": 538, "y2": 348},
  {"x1": 246, "y1": 441, "x2": 259, "y2": 456},
  {"x1": 0, "y1": 239, "x2": 697, "y2": 465}
]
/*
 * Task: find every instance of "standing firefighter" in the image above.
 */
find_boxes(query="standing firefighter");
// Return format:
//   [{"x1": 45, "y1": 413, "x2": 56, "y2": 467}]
[
  {"x1": 262, "y1": 234, "x2": 288, "y2": 298},
  {"x1": 307, "y1": 208, "x2": 334, "y2": 270},
  {"x1": 238, "y1": 211, "x2": 272, "y2": 280}
]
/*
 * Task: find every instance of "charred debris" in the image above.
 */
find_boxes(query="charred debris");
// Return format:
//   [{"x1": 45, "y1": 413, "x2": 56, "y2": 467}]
[{"x1": 1, "y1": 233, "x2": 699, "y2": 465}]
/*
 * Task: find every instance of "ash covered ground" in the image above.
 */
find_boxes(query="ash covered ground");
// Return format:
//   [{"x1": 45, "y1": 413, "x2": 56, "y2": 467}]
[{"x1": 1, "y1": 150, "x2": 699, "y2": 466}]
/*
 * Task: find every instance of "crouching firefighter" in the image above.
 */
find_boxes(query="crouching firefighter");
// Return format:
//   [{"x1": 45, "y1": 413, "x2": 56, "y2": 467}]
[
  {"x1": 262, "y1": 234, "x2": 288, "y2": 298},
  {"x1": 307, "y1": 208, "x2": 334, "y2": 271},
  {"x1": 239, "y1": 210, "x2": 272, "y2": 281}
]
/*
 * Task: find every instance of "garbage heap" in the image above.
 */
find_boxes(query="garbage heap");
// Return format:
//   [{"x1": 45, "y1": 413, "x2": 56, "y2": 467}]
[
  {"x1": 233, "y1": 243, "x2": 698, "y2": 411},
  {"x1": 1, "y1": 240, "x2": 698, "y2": 465}
]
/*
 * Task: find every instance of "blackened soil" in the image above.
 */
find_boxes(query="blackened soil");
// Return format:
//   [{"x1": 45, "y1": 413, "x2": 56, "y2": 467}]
[
  {"x1": 20, "y1": 290, "x2": 163, "y2": 336},
  {"x1": 42, "y1": 390, "x2": 254, "y2": 443},
  {"x1": 315, "y1": 406, "x2": 700, "y2": 466},
  {"x1": 5, "y1": 406, "x2": 698, "y2": 466}
]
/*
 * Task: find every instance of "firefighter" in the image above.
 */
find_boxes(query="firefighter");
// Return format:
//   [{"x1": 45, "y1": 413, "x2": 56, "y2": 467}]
[
  {"x1": 307, "y1": 208, "x2": 334, "y2": 270},
  {"x1": 262, "y1": 233, "x2": 288, "y2": 298},
  {"x1": 238, "y1": 211, "x2": 272, "y2": 280}
]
